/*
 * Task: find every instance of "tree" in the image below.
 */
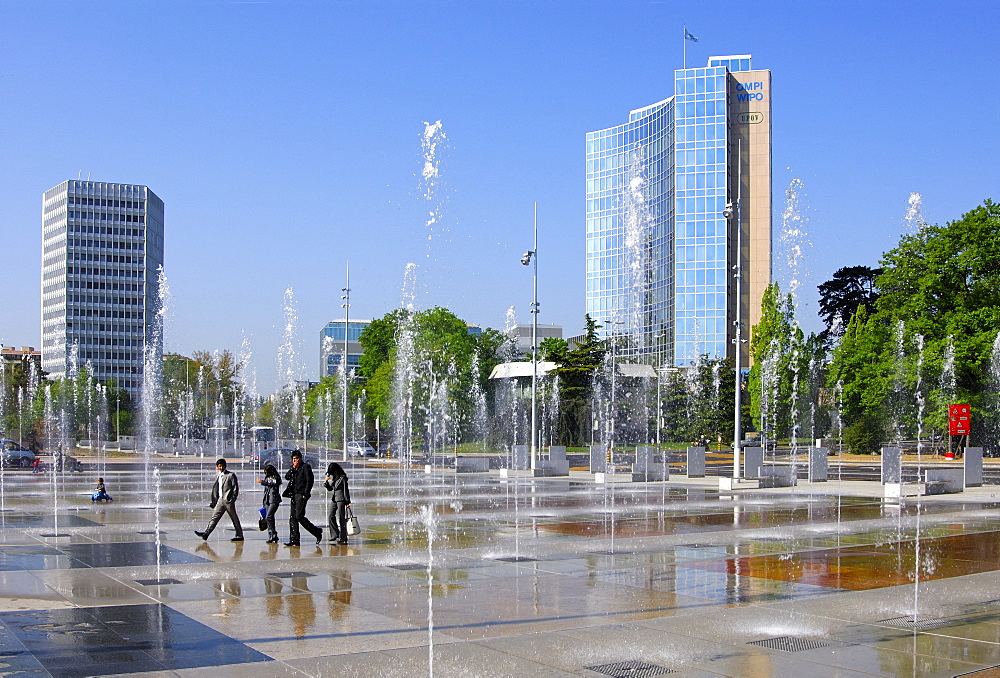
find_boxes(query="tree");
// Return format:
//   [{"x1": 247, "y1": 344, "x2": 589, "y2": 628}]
[
  {"x1": 747, "y1": 283, "x2": 795, "y2": 438},
  {"x1": 357, "y1": 307, "x2": 506, "y2": 447},
  {"x1": 817, "y1": 265, "x2": 882, "y2": 344},
  {"x1": 542, "y1": 315, "x2": 607, "y2": 445},
  {"x1": 828, "y1": 200, "x2": 1000, "y2": 450}
]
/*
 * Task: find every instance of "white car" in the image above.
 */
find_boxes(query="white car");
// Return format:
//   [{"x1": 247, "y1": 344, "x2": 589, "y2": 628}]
[{"x1": 347, "y1": 441, "x2": 376, "y2": 458}]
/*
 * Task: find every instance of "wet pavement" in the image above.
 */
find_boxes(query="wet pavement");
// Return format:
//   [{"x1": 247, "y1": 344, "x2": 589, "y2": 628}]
[{"x1": 1, "y1": 461, "x2": 1000, "y2": 676}]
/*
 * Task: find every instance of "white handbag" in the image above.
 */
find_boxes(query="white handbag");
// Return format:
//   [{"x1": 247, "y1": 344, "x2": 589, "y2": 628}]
[{"x1": 346, "y1": 507, "x2": 360, "y2": 535}]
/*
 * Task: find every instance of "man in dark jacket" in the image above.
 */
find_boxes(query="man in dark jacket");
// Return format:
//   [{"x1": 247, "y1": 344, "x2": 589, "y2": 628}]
[
  {"x1": 195, "y1": 458, "x2": 244, "y2": 542},
  {"x1": 283, "y1": 450, "x2": 322, "y2": 546}
]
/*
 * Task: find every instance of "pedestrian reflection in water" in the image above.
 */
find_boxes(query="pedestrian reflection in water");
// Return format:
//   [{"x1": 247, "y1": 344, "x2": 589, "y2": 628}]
[
  {"x1": 287, "y1": 591, "x2": 316, "y2": 637},
  {"x1": 328, "y1": 570, "x2": 352, "y2": 621}
]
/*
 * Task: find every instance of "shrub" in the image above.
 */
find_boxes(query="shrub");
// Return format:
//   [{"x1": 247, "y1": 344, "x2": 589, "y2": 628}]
[{"x1": 843, "y1": 419, "x2": 883, "y2": 455}]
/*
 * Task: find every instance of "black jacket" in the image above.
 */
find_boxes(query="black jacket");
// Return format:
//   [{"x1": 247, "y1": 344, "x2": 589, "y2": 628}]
[
  {"x1": 284, "y1": 463, "x2": 314, "y2": 498},
  {"x1": 261, "y1": 475, "x2": 281, "y2": 505}
]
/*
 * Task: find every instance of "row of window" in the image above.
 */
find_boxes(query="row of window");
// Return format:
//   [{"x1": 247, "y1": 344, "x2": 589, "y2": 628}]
[
  {"x1": 68, "y1": 267, "x2": 144, "y2": 279},
  {"x1": 68, "y1": 220, "x2": 143, "y2": 233},
  {"x1": 69, "y1": 309, "x2": 144, "y2": 319},
  {"x1": 69, "y1": 238, "x2": 144, "y2": 251},
  {"x1": 676, "y1": 243, "x2": 728, "y2": 263},
  {"x1": 675, "y1": 73, "x2": 727, "y2": 94},
  {"x1": 64, "y1": 334, "x2": 142, "y2": 347},
  {"x1": 676, "y1": 293, "x2": 728, "y2": 311},
  {"x1": 677, "y1": 195, "x2": 729, "y2": 216},
  {"x1": 68, "y1": 196, "x2": 144, "y2": 208},
  {"x1": 68, "y1": 294, "x2": 145, "y2": 305},
  {"x1": 71, "y1": 252, "x2": 139, "y2": 264},
  {"x1": 68, "y1": 281, "x2": 142, "y2": 292}
]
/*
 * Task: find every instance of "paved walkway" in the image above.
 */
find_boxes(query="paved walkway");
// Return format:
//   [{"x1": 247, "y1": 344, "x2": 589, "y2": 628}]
[{"x1": 1, "y1": 460, "x2": 1000, "y2": 676}]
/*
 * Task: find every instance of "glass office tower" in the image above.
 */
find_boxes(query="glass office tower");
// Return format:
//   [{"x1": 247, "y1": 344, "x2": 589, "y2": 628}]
[
  {"x1": 41, "y1": 181, "x2": 165, "y2": 395},
  {"x1": 586, "y1": 55, "x2": 771, "y2": 367}
]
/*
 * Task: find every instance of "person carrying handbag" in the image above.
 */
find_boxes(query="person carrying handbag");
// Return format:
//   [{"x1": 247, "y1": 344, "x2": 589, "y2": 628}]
[
  {"x1": 323, "y1": 462, "x2": 352, "y2": 544},
  {"x1": 256, "y1": 464, "x2": 282, "y2": 543}
]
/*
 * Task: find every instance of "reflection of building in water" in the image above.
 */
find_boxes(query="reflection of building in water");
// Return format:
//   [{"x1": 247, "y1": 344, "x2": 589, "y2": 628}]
[{"x1": 328, "y1": 571, "x2": 353, "y2": 619}]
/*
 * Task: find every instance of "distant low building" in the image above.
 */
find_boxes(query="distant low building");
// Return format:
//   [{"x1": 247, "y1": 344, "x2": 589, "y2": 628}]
[
  {"x1": 1, "y1": 345, "x2": 42, "y2": 379},
  {"x1": 508, "y1": 323, "x2": 563, "y2": 358},
  {"x1": 320, "y1": 319, "x2": 371, "y2": 379}
]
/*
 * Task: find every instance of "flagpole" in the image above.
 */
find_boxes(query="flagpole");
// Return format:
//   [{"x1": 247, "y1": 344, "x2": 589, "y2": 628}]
[{"x1": 683, "y1": 24, "x2": 687, "y2": 69}]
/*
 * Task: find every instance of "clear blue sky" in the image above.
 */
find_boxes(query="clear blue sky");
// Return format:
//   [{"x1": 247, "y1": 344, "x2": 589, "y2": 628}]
[{"x1": 1, "y1": 0, "x2": 996, "y2": 393}]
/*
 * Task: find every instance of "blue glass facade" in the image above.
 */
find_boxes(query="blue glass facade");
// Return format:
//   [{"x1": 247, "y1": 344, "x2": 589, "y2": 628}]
[
  {"x1": 586, "y1": 55, "x2": 768, "y2": 367},
  {"x1": 585, "y1": 98, "x2": 675, "y2": 361},
  {"x1": 320, "y1": 320, "x2": 370, "y2": 378}
]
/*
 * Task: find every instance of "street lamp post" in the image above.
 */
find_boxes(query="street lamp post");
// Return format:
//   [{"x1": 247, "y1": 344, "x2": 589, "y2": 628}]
[
  {"x1": 341, "y1": 264, "x2": 350, "y2": 463},
  {"x1": 521, "y1": 204, "x2": 539, "y2": 471},
  {"x1": 726, "y1": 139, "x2": 746, "y2": 481}
]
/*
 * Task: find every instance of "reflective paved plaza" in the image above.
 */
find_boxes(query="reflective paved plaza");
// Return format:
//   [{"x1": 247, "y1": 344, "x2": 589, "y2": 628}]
[{"x1": 3, "y1": 459, "x2": 1000, "y2": 676}]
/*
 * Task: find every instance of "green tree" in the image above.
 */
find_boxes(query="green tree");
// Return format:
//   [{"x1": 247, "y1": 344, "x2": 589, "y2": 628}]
[
  {"x1": 828, "y1": 200, "x2": 1000, "y2": 449},
  {"x1": 747, "y1": 283, "x2": 795, "y2": 438},
  {"x1": 817, "y1": 265, "x2": 882, "y2": 344},
  {"x1": 357, "y1": 307, "x2": 506, "y2": 447},
  {"x1": 542, "y1": 315, "x2": 607, "y2": 445}
]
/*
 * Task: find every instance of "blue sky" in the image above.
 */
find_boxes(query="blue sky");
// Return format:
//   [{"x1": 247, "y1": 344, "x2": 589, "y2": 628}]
[{"x1": 1, "y1": 0, "x2": 996, "y2": 392}]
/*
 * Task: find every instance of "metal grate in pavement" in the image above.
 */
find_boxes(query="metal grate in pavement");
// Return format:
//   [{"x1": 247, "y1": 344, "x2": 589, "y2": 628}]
[
  {"x1": 878, "y1": 616, "x2": 950, "y2": 630},
  {"x1": 748, "y1": 636, "x2": 832, "y2": 652},
  {"x1": 388, "y1": 563, "x2": 426, "y2": 570},
  {"x1": 266, "y1": 571, "x2": 315, "y2": 578},
  {"x1": 135, "y1": 578, "x2": 182, "y2": 586},
  {"x1": 585, "y1": 660, "x2": 675, "y2": 676},
  {"x1": 495, "y1": 556, "x2": 537, "y2": 562}
]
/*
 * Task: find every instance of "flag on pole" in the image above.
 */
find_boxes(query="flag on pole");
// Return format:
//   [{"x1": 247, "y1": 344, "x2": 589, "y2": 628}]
[{"x1": 685, "y1": 28, "x2": 699, "y2": 42}]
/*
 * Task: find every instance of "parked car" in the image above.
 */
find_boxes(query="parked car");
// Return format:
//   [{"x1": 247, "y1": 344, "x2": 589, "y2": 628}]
[
  {"x1": 732, "y1": 437, "x2": 777, "y2": 451},
  {"x1": 0, "y1": 439, "x2": 37, "y2": 469},
  {"x1": 347, "y1": 441, "x2": 376, "y2": 458},
  {"x1": 248, "y1": 447, "x2": 318, "y2": 471}
]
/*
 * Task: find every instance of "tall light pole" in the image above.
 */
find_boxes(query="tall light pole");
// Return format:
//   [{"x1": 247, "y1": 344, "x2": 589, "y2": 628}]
[
  {"x1": 521, "y1": 204, "x2": 539, "y2": 471},
  {"x1": 727, "y1": 139, "x2": 745, "y2": 480},
  {"x1": 341, "y1": 264, "x2": 350, "y2": 463}
]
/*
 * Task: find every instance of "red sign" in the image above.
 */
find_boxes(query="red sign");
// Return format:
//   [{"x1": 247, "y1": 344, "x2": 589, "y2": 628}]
[{"x1": 949, "y1": 404, "x2": 971, "y2": 436}]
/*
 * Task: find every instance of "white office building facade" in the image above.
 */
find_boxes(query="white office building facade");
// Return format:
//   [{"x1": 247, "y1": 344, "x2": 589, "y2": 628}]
[{"x1": 41, "y1": 181, "x2": 164, "y2": 394}]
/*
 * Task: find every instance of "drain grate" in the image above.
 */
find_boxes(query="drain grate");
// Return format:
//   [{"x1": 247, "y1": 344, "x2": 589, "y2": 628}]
[
  {"x1": 748, "y1": 636, "x2": 831, "y2": 652},
  {"x1": 135, "y1": 578, "x2": 182, "y2": 586},
  {"x1": 495, "y1": 556, "x2": 537, "y2": 563},
  {"x1": 590, "y1": 550, "x2": 634, "y2": 556},
  {"x1": 877, "y1": 616, "x2": 950, "y2": 630},
  {"x1": 266, "y1": 571, "x2": 315, "y2": 579},
  {"x1": 388, "y1": 563, "x2": 425, "y2": 570},
  {"x1": 585, "y1": 661, "x2": 675, "y2": 676},
  {"x1": 677, "y1": 543, "x2": 715, "y2": 549}
]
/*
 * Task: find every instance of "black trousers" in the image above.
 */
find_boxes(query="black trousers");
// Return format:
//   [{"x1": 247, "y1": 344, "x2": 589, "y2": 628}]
[
  {"x1": 328, "y1": 500, "x2": 348, "y2": 541},
  {"x1": 264, "y1": 501, "x2": 280, "y2": 540},
  {"x1": 288, "y1": 493, "x2": 321, "y2": 544}
]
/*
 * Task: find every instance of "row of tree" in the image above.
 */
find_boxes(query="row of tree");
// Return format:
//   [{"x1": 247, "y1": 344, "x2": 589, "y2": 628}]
[{"x1": 4, "y1": 200, "x2": 996, "y2": 454}]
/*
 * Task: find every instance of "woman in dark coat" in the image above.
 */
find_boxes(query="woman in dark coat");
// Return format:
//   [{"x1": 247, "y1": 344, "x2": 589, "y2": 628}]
[
  {"x1": 323, "y1": 462, "x2": 351, "y2": 544},
  {"x1": 256, "y1": 464, "x2": 282, "y2": 543}
]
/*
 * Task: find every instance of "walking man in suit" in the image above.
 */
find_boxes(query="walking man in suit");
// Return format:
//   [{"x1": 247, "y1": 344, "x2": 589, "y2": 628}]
[
  {"x1": 195, "y1": 458, "x2": 244, "y2": 542},
  {"x1": 284, "y1": 450, "x2": 323, "y2": 547}
]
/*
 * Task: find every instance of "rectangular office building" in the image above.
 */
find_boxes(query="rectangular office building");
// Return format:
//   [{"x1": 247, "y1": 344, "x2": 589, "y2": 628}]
[
  {"x1": 41, "y1": 181, "x2": 165, "y2": 395},
  {"x1": 586, "y1": 55, "x2": 771, "y2": 367}
]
